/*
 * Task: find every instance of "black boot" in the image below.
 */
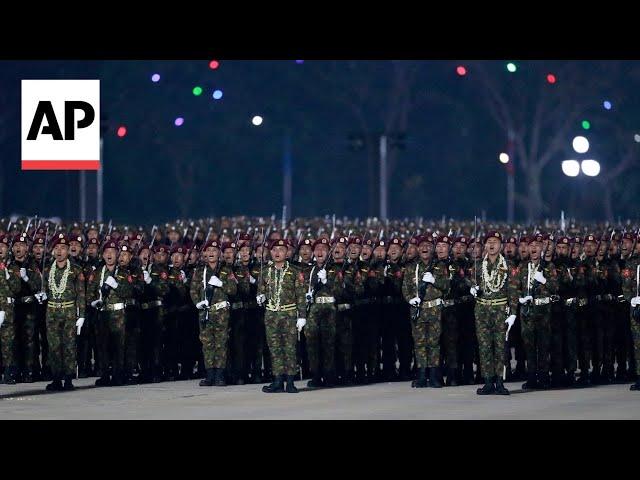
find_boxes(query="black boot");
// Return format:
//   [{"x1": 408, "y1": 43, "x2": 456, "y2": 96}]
[
  {"x1": 447, "y1": 368, "x2": 458, "y2": 387},
  {"x1": 630, "y1": 379, "x2": 640, "y2": 391},
  {"x1": 214, "y1": 368, "x2": 227, "y2": 387},
  {"x1": 565, "y1": 370, "x2": 576, "y2": 387},
  {"x1": 23, "y1": 370, "x2": 34, "y2": 383},
  {"x1": 576, "y1": 367, "x2": 591, "y2": 387},
  {"x1": 411, "y1": 368, "x2": 428, "y2": 388},
  {"x1": 252, "y1": 368, "x2": 263, "y2": 384},
  {"x1": 46, "y1": 376, "x2": 63, "y2": 392},
  {"x1": 522, "y1": 372, "x2": 538, "y2": 390},
  {"x1": 429, "y1": 367, "x2": 442, "y2": 388},
  {"x1": 95, "y1": 374, "x2": 111, "y2": 387},
  {"x1": 476, "y1": 377, "x2": 495, "y2": 395},
  {"x1": 63, "y1": 375, "x2": 75, "y2": 391},
  {"x1": 262, "y1": 375, "x2": 284, "y2": 393},
  {"x1": 285, "y1": 375, "x2": 298, "y2": 393},
  {"x1": 3, "y1": 366, "x2": 17, "y2": 385},
  {"x1": 495, "y1": 377, "x2": 510, "y2": 395},
  {"x1": 324, "y1": 372, "x2": 336, "y2": 388},
  {"x1": 307, "y1": 375, "x2": 323, "y2": 388},
  {"x1": 199, "y1": 368, "x2": 216, "y2": 387}
]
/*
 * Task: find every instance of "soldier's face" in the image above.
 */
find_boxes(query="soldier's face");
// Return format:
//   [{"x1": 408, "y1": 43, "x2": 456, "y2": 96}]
[
  {"x1": 171, "y1": 252, "x2": 184, "y2": 268},
  {"x1": 472, "y1": 243, "x2": 482, "y2": 259},
  {"x1": 314, "y1": 245, "x2": 329, "y2": 264},
  {"x1": 528, "y1": 242, "x2": 541, "y2": 260},
  {"x1": 485, "y1": 238, "x2": 501, "y2": 256},
  {"x1": 609, "y1": 242, "x2": 619, "y2": 256},
  {"x1": 223, "y1": 248, "x2": 235, "y2": 264},
  {"x1": 103, "y1": 248, "x2": 117, "y2": 267},
  {"x1": 333, "y1": 243, "x2": 346, "y2": 261},
  {"x1": 239, "y1": 246, "x2": 251, "y2": 263},
  {"x1": 388, "y1": 244, "x2": 401, "y2": 261},
  {"x1": 504, "y1": 243, "x2": 516, "y2": 257},
  {"x1": 635, "y1": 241, "x2": 640, "y2": 255},
  {"x1": 373, "y1": 246, "x2": 386, "y2": 261},
  {"x1": 622, "y1": 238, "x2": 633, "y2": 256},
  {"x1": 271, "y1": 245, "x2": 287, "y2": 263},
  {"x1": 287, "y1": 246, "x2": 295, "y2": 259},
  {"x1": 154, "y1": 251, "x2": 168, "y2": 264},
  {"x1": 205, "y1": 247, "x2": 220, "y2": 264},
  {"x1": 418, "y1": 243, "x2": 433, "y2": 262},
  {"x1": 87, "y1": 230, "x2": 99, "y2": 240},
  {"x1": 119, "y1": 251, "x2": 132, "y2": 267},
  {"x1": 347, "y1": 244, "x2": 360, "y2": 260},
  {"x1": 87, "y1": 244, "x2": 98, "y2": 258},
  {"x1": 556, "y1": 243, "x2": 569, "y2": 257},
  {"x1": 584, "y1": 241, "x2": 597, "y2": 256},
  {"x1": 435, "y1": 242, "x2": 449, "y2": 259},
  {"x1": 452, "y1": 242, "x2": 466, "y2": 258},
  {"x1": 69, "y1": 242, "x2": 82, "y2": 256},
  {"x1": 13, "y1": 242, "x2": 27, "y2": 259},
  {"x1": 189, "y1": 250, "x2": 199, "y2": 264},
  {"x1": 361, "y1": 246, "x2": 372, "y2": 261},
  {"x1": 139, "y1": 249, "x2": 150, "y2": 266},
  {"x1": 571, "y1": 244, "x2": 581, "y2": 259},
  {"x1": 0, "y1": 243, "x2": 7, "y2": 260},
  {"x1": 299, "y1": 245, "x2": 313, "y2": 262},
  {"x1": 518, "y1": 243, "x2": 529, "y2": 259},
  {"x1": 406, "y1": 244, "x2": 417, "y2": 260},
  {"x1": 168, "y1": 231, "x2": 180, "y2": 244},
  {"x1": 32, "y1": 244, "x2": 44, "y2": 261},
  {"x1": 53, "y1": 244, "x2": 69, "y2": 262}
]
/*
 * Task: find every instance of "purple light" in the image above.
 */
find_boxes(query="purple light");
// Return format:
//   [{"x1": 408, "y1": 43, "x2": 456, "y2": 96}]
[
  {"x1": 151, "y1": 73, "x2": 160, "y2": 83},
  {"x1": 174, "y1": 117, "x2": 184, "y2": 127},
  {"x1": 295, "y1": 60, "x2": 304, "y2": 64}
]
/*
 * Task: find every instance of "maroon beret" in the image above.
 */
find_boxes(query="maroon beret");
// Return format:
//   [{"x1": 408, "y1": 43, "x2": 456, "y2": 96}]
[
  {"x1": 584, "y1": 234, "x2": 597, "y2": 244},
  {"x1": 484, "y1": 231, "x2": 502, "y2": 243},
  {"x1": 102, "y1": 240, "x2": 118, "y2": 253},
  {"x1": 435, "y1": 234, "x2": 452, "y2": 245},
  {"x1": 170, "y1": 245, "x2": 188, "y2": 255},
  {"x1": 312, "y1": 238, "x2": 330, "y2": 250},
  {"x1": 348, "y1": 236, "x2": 362, "y2": 246},
  {"x1": 270, "y1": 238, "x2": 289, "y2": 249},
  {"x1": 389, "y1": 238, "x2": 403, "y2": 247},
  {"x1": 153, "y1": 244, "x2": 170, "y2": 254},
  {"x1": 557, "y1": 236, "x2": 571, "y2": 245},
  {"x1": 51, "y1": 233, "x2": 69, "y2": 248},
  {"x1": 506, "y1": 236, "x2": 517, "y2": 245},
  {"x1": 453, "y1": 236, "x2": 468, "y2": 245},
  {"x1": 13, "y1": 233, "x2": 29, "y2": 245},
  {"x1": 220, "y1": 241, "x2": 237, "y2": 252}
]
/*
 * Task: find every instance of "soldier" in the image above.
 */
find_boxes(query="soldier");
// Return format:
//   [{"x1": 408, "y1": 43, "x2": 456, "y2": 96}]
[
  {"x1": 31, "y1": 234, "x2": 51, "y2": 381},
  {"x1": 509, "y1": 234, "x2": 558, "y2": 390},
  {"x1": 621, "y1": 245, "x2": 640, "y2": 391},
  {"x1": 87, "y1": 241, "x2": 133, "y2": 386},
  {"x1": 303, "y1": 237, "x2": 344, "y2": 387},
  {"x1": 618, "y1": 232, "x2": 636, "y2": 382},
  {"x1": 164, "y1": 244, "x2": 191, "y2": 381},
  {"x1": 575, "y1": 234, "x2": 599, "y2": 385},
  {"x1": 82, "y1": 237, "x2": 101, "y2": 377},
  {"x1": 120, "y1": 242, "x2": 144, "y2": 384},
  {"x1": 0, "y1": 234, "x2": 21, "y2": 384},
  {"x1": 402, "y1": 235, "x2": 449, "y2": 388},
  {"x1": 256, "y1": 238, "x2": 306, "y2": 393},
  {"x1": 9, "y1": 233, "x2": 41, "y2": 382},
  {"x1": 437, "y1": 234, "x2": 461, "y2": 386},
  {"x1": 189, "y1": 239, "x2": 237, "y2": 387},
  {"x1": 295, "y1": 237, "x2": 314, "y2": 380},
  {"x1": 41, "y1": 233, "x2": 85, "y2": 391},
  {"x1": 469, "y1": 231, "x2": 513, "y2": 395}
]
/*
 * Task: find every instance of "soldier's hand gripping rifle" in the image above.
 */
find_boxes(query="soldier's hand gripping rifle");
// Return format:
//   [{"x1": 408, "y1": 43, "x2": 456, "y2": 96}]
[
  {"x1": 412, "y1": 255, "x2": 434, "y2": 322},
  {"x1": 305, "y1": 241, "x2": 338, "y2": 317}
]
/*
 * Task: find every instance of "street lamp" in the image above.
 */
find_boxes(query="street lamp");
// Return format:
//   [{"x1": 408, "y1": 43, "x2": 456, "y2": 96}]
[
  {"x1": 581, "y1": 159, "x2": 601, "y2": 177},
  {"x1": 561, "y1": 160, "x2": 580, "y2": 177},
  {"x1": 572, "y1": 136, "x2": 590, "y2": 154}
]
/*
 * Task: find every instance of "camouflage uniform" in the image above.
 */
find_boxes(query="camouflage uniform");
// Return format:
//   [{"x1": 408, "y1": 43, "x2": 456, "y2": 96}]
[
  {"x1": 165, "y1": 264, "x2": 191, "y2": 379},
  {"x1": 621, "y1": 257, "x2": 640, "y2": 388},
  {"x1": 552, "y1": 254, "x2": 579, "y2": 382},
  {"x1": 139, "y1": 262, "x2": 169, "y2": 381},
  {"x1": 257, "y1": 260, "x2": 306, "y2": 377},
  {"x1": 189, "y1": 262, "x2": 237, "y2": 369},
  {"x1": 446, "y1": 255, "x2": 474, "y2": 383},
  {"x1": 228, "y1": 261, "x2": 251, "y2": 383},
  {"x1": 43, "y1": 260, "x2": 86, "y2": 378},
  {"x1": 0, "y1": 259, "x2": 21, "y2": 382},
  {"x1": 334, "y1": 258, "x2": 358, "y2": 383}
]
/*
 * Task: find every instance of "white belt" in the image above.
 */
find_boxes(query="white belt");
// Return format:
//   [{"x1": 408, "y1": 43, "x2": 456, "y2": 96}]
[
  {"x1": 533, "y1": 297, "x2": 551, "y2": 306},
  {"x1": 422, "y1": 298, "x2": 444, "y2": 309},
  {"x1": 6, "y1": 297, "x2": 14, "y2": 304},
  {"x1": 314, "y1": 296, "x2": 335, "y2": 304},
  {"x1": 210, "y1": 301, "x2": 230, "y2": 311},
  {"x1": 337, "y1": 304, "x2": 351, "y2": 311}
]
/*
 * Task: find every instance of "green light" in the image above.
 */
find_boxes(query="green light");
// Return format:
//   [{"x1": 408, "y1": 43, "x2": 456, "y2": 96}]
[
  {"x1": 582, "y1": 120, "x2": 591, "y2": 130},
  {"x1": 192, "y1": 86, "x2": 203, "y2": 96},
  {"x1": 506, "y1": 62, "x2": 517, "y2": 73}
]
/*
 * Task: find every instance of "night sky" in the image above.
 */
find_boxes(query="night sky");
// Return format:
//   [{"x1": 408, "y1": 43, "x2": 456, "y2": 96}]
[{"x1": 1, "y1": 60, "x2": 638, "y2": 224}]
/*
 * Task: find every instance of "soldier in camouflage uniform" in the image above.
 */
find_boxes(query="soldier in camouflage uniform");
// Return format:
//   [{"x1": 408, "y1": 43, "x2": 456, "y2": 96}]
[
  {"x1": 508, "y1": 234, "x2": 558, "y2": 390},
  {"x1": 620, "y1": 243, "x2": 640, "y2": 391},
  {"x1": 437, "y1": 234, "x2": 461, "y2": 386},
  {"x1": 189, "y1": 239, "x2": 237, "y2": 387},
  {"x1": 293, "y1": 237, "x2": 314, "y2": 380},
  {"x1": 42, "y1": 233, "x2": 86, "y2": 391},
  {"x1": 256, "y1": 238, "x2": 307, "y2": 393},
  {"x1": 402, "y1": 235, "x2": 449, "y2": 388},
  {"x1": 450, "y1": 236, "x2": 475, "y2": 385},
  {"x1": 468, "y1": 231, "x2": 513, "y2": 395},
  {"x1": 87, "y1": 241, "x2": 134, "y2": 386},
  {"x1": 120, "y1": 241, "x2": 144, "y2": 384},
  {"x1": 0, "y1": 234, "x2": 21, "y2": 384}
]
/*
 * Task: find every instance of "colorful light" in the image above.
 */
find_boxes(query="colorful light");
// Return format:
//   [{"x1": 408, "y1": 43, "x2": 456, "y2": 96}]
[
  {"x1": 634, "y1": 134, "x2": 640, "y2": 143},
  {"x1": 151, "y1": 73, "x2": 160, "y2": 83},
  {"x1": 603, "y1": 100, "x2": 612, "y2": 110},
  {"x1": 547, "y1": 74, "x2": 557, "y2": 84},
  {"x1": 456, "y1": 66, "x2": 467, "y2": 76},
  {"x1": 174, "y1": 117, "x2": 184, "y2": 127},
  {"x1": 506, "y1": 62, "x2": 517, "y2": 73},
  {"x1": 117, "y1": 126, "x2": 127, "y2": 138},
  {"x1": 499, "y1": 153, "x2": 510, "y2": 164},
  {"x1": 562, "y1": 160, "x2": 580, "y2": 177},
  {"x1": 252, "y1": 115, "x2": 263, "y2": 126},
  {"x1": 209, "y1": 60, "x2": 219, "y2": 70},
  {"x1": 295, "y1": 60, "x2": 304, "y2": 64},
  {"x1": 582, "y1": 120, "x2": 591, "y2": 130},
  {"x1": 581, "y1": 160, "x2": 600, "y2": 177},
  {"x1": 572, "y1": 136, "x2": 590, "y2": 154},
  {"x1": 212, "y1": 89, "x2": 223, "y2": 100},
  {"x1": 192, "y1": 86, "x2": 203, "y2": 96}
]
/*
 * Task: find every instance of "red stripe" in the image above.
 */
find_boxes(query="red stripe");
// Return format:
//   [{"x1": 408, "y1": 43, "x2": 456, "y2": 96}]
[{"x1": 22, "y1": 160, "x2": 100, "y2": 170}]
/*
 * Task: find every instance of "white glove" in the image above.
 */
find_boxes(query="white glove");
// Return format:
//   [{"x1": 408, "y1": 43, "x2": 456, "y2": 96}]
[
  {"x1": 196, "y1": 300, "x2": 210, "y2": 310},
  {"x1": 208, "y1": 275, "x2": 223, "y2": 287},
  {"x1": 143, "y1": 270, "x2": 152, "y2": 284},
  {"x1": 105, "y1": 276, "x2": 118, "y2": 289},
  {"x1": 249, "y1": 275, "x2": 256, "y2": 285},
  {"x1": 534, "y1": 271, "x2": 547, "y2": 284},
  {"x1": 305, "y1": 292, "x2": 314, "y2": 304},
  {"x1": 505, "y1": 314, "x2": 516, "y2": 340},
  {"x1": 422, "y1": 272, "x2": 435, "y2": 284},
  {"x1": 409, "y1": 297, "x2": 421, "y2": 306},
  {"x1": 296, "y1": 318, "x2": 306, "y2": 332},
  {"x1": 384, "y1": 265, "x2": 389, "y2": 277},
  {"x1": 519, "y1": 295, "x2": 533, "y2": 304},
  {"x1": 180, "y1": 270, "x2": 188, "y2": 284},
  {"x1": 317, "y1": 269, "x2": 327, "y2": 284},
  {"x1": 35, "y1": 292, "x2": 47, "y2": 303},
  {"x1": 470, "y1": 286, "x2": 478, "y2": 298},
  {"x1": 631, "y1": 296, "x2": 640, "y2": 307},
  {"x1": 91, "y1": 299, "x2": 103, "y2": 308},
  {"x1": 4, "y1": 269, "x2": 9, "y2": 281},
  {"x1": 256, "y1": 294, "x2": 266, "y2": 306},
  {"x1": 0, "y1": 311, "x2": 5, "y2": 328},
  {"x1": 76, "y1": 317, "x2": 85, "y2": 335},
  {"x1": 20, "y1": 267, "x2": 29, "y2": 282}
]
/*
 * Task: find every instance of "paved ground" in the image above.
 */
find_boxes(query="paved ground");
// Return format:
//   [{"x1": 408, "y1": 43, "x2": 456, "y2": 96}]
[{"x1": 1, "y1": 378, "x2": 638, "y2": 419}]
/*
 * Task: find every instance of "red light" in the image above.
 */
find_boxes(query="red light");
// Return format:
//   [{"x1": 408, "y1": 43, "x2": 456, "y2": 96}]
[
  {"x1": 117, "y1": 126, "x2": 127, "y2": 138},
  {"x1": 456, "y1": 66, "x2": 467, "y2": 76},
  {"x1": 209, "y1": 60, "x2": 220, "y2": 70},
  {"x1": 546, "y1": 73, "x2": 556, "y2": 84}
]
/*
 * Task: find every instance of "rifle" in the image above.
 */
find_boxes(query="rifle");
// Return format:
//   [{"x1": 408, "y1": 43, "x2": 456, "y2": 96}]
[
  {"x1": 305, "y1": 241, "x2": 339, "y2": 316},
  {"x1": 40, "y1": 225, "x2": 50, "y2": 296},
  {"x1": 473, "y1": 215, "x2": 480, "y2": 293},
  {"x1": 411, "y1": 253, "x2": 435, "y2": 322}
]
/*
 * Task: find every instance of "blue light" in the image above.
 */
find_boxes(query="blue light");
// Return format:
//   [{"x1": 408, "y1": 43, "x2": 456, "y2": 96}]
[
  {"x1": 212, "y1": 89, "x2": 223, "y2": 100},
  {"x1": 151, "y1": 73, "x2": 160, "y2": 83},
  {"x1": 603, "y1": 100, "x2": 612, "y2": 110},
  {"x1": 295, "y1": 60, "x2": 304, "y2": 64}
]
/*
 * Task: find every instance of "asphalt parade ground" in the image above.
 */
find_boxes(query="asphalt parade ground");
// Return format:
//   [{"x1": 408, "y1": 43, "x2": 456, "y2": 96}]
[{"x1": 1, "y1": 377, "x2": 638, "y2": 419}]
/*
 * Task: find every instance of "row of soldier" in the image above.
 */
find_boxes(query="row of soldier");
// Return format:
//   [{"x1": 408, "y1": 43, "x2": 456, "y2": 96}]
[{"x1": 0, "y1": 218, "x2": 639, "y2": 395}]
